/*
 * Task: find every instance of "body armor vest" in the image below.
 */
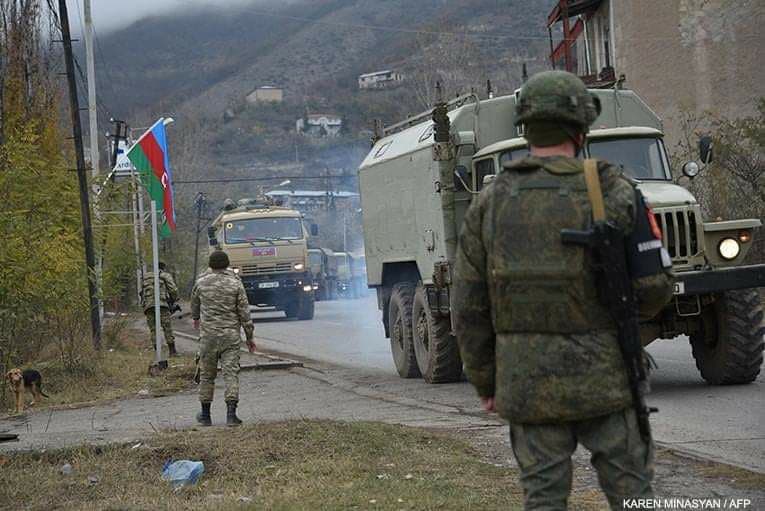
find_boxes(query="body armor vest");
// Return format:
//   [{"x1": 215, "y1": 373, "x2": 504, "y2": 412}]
[{"x1": 490, "y1": 164, "x2": 615, "y2": 334}]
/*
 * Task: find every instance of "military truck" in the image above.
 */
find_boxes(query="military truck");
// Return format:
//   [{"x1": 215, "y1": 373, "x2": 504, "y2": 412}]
[
  {"x1": 208, "y1": 197, "x2": 316, "y2": 320},
  {"x1": 358, "y1": 89, "x2": 765, "y2": 384},
  {"x1": 332, "y1": 252, "x2": 353, "y2": 298},
  {"x1": 308, "y1": 247, "x2": 333, "y2": 300}
]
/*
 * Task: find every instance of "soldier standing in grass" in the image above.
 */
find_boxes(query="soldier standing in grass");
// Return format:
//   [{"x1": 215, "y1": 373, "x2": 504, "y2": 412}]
[
  {"x1": 191, "y1": 249, "x2": 256, "y2": 426},
  {"x1": 453, "y1": 70, "x2": 673, "y2": 510},
  {"x1": 142, "y1": 261, "x2": 179, "y2": 356}
]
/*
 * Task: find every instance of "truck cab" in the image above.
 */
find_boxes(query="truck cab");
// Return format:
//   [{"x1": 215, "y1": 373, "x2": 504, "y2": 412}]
[{"x1": 209, "y1": 197, "x2": 315, "y2": 320}]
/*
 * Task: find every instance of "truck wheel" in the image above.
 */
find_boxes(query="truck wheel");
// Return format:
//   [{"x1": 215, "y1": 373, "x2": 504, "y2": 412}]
[
  {"x1": 298, "y1": 293, "x2": 315, "y2": 320},
  {"x1": 285, "y1": 300, "x2": 299, "y2": 319},
  {"x1": 690, "y1": 290, "x2": 764, "y2": 384},
  {"x1": 412, "y1": 284, "x2": 462, "y2": 383},
  {"x1": 388, "y1": 283, "x2": 421, "y2": 378}
]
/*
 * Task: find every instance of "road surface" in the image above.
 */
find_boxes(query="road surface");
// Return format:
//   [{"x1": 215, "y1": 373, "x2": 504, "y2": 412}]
[{"x1": 178, "y1": 294, "x2": 765, "y2": 473}]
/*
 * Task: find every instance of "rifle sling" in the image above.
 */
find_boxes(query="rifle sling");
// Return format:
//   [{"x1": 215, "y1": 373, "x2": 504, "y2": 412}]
[{"x1": 583, "y1": 159, "x2": 606, "y2": 222}]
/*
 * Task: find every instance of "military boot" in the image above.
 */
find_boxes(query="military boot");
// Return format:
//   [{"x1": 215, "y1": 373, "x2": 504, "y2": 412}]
[
  {"x1": 168, "y1": 343, "x2": 178, "y2": 357},
  {"x1": 196, "y1": 402, "x2": 212, "y2": 426},
  {"x1": 226, "y1": 401, "x2": 242, "y2": 427}
]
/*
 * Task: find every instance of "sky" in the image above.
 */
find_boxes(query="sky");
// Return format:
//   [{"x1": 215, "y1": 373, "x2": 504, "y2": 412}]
[{"x1": 74, "y1": 0, "x2": 265, "y2": 33}]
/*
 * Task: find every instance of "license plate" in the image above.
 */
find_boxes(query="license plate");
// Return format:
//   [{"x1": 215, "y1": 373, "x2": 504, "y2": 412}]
[
  {"x1": 253, "y1": 247, "x2": 276, "y2": 257},
  {"x1": 673, "y1": 282, "x2": 685, "y2": 295},
  {"x1": 258, "y1": 281, "x2": 279, "y2": 289}
]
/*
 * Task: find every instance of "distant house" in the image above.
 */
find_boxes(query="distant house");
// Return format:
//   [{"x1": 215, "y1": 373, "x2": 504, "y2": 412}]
[
  {"x1": 296, "y1": 114, "x2": 343, "y2": 137},
  {"x1": 358, "y1": 70, "x2": 403, "y2": 90},
  {"x1": 246, "y1": 86, "x2": 284, "y2": 104}
]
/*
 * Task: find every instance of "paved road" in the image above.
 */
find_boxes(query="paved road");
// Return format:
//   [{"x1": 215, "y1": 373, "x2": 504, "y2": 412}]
[{"x1": 177, "y1": 294, "x2": 765, "y2": 472}]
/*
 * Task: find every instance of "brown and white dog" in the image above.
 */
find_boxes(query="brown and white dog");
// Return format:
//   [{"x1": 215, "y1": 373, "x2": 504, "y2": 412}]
[{"x1": 6, "y1": 368, "x2": 49, "y2": 414}]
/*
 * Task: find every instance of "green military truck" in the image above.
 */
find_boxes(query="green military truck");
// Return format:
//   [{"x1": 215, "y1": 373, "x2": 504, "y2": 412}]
[
  {"x1": 208, "y1": 197, "x2": 316, "y2": 320},
  {"x1": 358, "y1": 89, "x2": 765, "y2": 384},
  {"x1": 308, "y1": 247, "x2": 333, "y2": 300}
]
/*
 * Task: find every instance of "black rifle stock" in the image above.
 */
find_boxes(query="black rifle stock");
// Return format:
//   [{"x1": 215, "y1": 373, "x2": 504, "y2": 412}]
[{"x1": 561, "y1": 222, "x2": 657, "y2": 442}]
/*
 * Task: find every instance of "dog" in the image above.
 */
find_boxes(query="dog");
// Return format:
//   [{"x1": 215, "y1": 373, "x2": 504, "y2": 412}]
[{"x1": 6, "y1": 368, "x2": 49, "y2": 414}]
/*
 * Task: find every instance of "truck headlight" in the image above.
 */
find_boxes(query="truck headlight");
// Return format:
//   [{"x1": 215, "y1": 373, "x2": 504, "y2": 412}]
[
  {"x1": 293, "y1": 263, "x2": 304, "y2": 271},
  {"x1": 718, "y1": 238, "x2": 740, "y2": 260}
]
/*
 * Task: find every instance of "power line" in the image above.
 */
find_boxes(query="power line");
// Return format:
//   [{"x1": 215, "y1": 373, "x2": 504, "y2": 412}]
[{"x1": 174, "y1": 175, "x2": 355, "y2": 185}]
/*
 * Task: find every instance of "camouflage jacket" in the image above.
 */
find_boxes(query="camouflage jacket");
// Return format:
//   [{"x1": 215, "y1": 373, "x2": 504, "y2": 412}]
[
  {"x1": 191, "y1": 269, "x2": 253, "y2": 342},
  {"x1": 141, "y1": 270, "x2": 179, "y2": 311},
  {"x1": 453, "y1": 156, "x2": 673, "y2": 424}
]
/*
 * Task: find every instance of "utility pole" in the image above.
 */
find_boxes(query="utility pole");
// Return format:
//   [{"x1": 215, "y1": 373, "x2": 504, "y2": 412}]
[
  {"x1": 59, "y1": 0, "x2": 102, "y2": 349},
  {"x1": 84, "y1": 0, "x2": 98, "y2": 178},
  {"x1": 190, "y1": 192, "x2": 208, "y2": 293}
]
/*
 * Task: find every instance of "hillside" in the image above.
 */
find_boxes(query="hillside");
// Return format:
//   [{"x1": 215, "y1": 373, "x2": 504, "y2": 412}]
[{"x1": 93, "y1": 0, "x2": 552, "y2": 185}]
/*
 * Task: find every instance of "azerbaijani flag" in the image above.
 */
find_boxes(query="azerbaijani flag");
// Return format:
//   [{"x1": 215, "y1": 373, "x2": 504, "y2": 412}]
[{"x1": 126, "y1": 118, "x2": 176, "y2": 238}]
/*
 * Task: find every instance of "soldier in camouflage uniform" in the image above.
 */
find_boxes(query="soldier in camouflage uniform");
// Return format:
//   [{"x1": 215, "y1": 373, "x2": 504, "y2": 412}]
[
  {"x1": 191, "y1": 249, "x2": 255, "y2": 426},
  {"x1": 453, "y1": 70, "x2": 673, "y2": 510},
  {"x1": 142, "y1": 262, "x2": 179, "y2": 356}
]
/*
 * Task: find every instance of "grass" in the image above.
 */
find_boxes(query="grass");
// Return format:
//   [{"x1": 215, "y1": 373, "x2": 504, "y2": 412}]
[
  {"x1": 0, "y1": 420, "x2": 624, "y2": 511},
  {"x1": 1, "y1": 321, "x2": 196, "y2": 415}
]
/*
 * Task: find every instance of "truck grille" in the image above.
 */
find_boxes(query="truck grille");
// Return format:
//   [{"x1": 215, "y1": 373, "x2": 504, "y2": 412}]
[
  {"x1": 654, "y1": 208, "x2": 699, "y2": 260},
  {"x1": 240, "y1": 262, "x2": 293, "y2": 276}
]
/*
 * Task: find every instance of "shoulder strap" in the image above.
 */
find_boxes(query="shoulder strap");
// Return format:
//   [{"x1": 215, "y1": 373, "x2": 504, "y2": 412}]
[{"x1": 583, "y1": 158, "x2": 606, "y2": 221}]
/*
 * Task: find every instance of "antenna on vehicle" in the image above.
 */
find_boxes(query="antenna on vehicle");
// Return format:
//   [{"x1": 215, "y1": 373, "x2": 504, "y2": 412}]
[
  {"x1": 522, "y1": 63, "x2": 529, "y2": 83},
  {"x1": 435, "y1": 81, "x2": 443, "y2": 104},
  {"x1": 487, "y1": 79, "x2": 494, "y2": 99}
]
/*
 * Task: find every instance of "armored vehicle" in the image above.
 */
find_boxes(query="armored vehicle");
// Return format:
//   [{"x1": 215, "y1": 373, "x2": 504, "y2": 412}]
[
  {"x1": 209, "y1": 197, "x2": 315, "y2": 320},
  {"x1": 358, "y1": 89, "x2": 764, "y2": 383}
]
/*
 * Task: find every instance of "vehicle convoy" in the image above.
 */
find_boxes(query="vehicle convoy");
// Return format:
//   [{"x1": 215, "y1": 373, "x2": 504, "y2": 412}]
[
  {"x1": 358, "y1": 88, "x2": 765, "y2": 384},
  {"x1": 208, "y1": 197, "x2": 315, "y2": 320}
]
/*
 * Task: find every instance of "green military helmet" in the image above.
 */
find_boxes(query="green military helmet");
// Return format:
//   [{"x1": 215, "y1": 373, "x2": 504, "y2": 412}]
[{"x1": 515, "y1": 70, "x2": 601, "y2": 130}]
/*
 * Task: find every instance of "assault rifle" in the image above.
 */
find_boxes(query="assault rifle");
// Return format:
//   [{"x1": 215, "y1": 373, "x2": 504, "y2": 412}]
[{"x1": 561, "y1": 220, "x2": 657, "y2": 443}]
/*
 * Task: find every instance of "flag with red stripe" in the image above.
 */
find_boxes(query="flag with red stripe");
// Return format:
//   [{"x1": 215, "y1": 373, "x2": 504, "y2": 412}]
[{"x1": 126, "y1": 118, "x2": 176, "y2": 237}]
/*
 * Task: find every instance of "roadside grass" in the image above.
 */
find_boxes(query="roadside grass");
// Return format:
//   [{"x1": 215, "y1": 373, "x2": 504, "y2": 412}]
[
  {"x1": 0, "y1": 420, "x2": 606, "y2": 510},
  {"x1": 1, "y1": 319, "x2": 196, "y2": 414},
  {"x1": 661, "y1": 449, "x2": 765, "y2": 491}
]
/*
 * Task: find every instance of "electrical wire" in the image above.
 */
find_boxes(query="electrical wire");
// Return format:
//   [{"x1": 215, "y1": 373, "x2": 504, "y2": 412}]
[{"x1": 174, "y1": 175, "x2": 356, "y2": 185}]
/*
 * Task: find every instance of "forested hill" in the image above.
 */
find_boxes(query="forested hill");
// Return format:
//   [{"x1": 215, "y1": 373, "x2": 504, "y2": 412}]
[{"x1": 97, "y1": 0, "x2": 550, "y2": 119}]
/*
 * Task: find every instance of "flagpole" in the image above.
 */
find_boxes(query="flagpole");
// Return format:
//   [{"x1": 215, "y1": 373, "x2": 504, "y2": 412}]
[{"x1": 150, "y1": 200, "x2": 164, "y2": 365}]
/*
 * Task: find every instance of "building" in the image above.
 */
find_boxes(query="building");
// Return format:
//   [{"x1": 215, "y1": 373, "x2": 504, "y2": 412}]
[
  {"x1": 246, "y1": 86, "x2": 284, "y2": 104},
  {"x1": 296, "y1": 114, "x2": 343, "y2": 137},
  {"x1": 358, "y1": 70, "x2": 404, "y2": 90},
  {"x1": 546, "y1": 0, "x2": 765, "y2": 147}
]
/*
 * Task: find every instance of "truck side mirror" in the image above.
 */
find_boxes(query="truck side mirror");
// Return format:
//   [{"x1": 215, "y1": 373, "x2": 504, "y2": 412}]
[
  {"x1": 310, "y1": 224, "x2": 319, "y2": 236},
  {"x1": 454, "y1": 165, "x2": 471, "y2": 192},
  {"x1": 207, "y1": 226, "x2": 218, "y2": 246},
  {"x1": 699, "y1": 135, "x2": 713, "y2": 164}
]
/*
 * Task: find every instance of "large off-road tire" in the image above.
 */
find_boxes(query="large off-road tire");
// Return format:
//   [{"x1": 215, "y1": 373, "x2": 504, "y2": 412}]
[
  {"x1": 388, "y1": 282, "x2": 421, "y2": 378},
  {"x1": 297, "y1": 293, "x2": 315, "y2": 320},
  {"x1": 412, "y1": 284, "x2": 462, "y2": 383},
  {"x1": 690, "y1": 289, "x2": 764, "y2": 384}
]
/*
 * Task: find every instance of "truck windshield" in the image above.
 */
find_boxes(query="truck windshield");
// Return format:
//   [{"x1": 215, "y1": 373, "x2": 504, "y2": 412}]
[
  {"x1": 499, "y1": 147, "x2": 530, "y2": 167},
  {"x1": 225, "y1": 217, "x2": 303, "y2": 243},
  {"x1": 587, "y1": 137, "x2": 670, "y2": 180}
]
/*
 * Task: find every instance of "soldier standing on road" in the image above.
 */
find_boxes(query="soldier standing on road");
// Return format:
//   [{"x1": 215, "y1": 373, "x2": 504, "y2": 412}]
[
  {"x1": 453, "y1": 70, "x2": 673, "y2": 510},
  {"x1": 142, "y1": 261, "x2": 179, "y2": 356},
  {"x1": 191, "y1": 249, "x2": 256, "y2": 427}
]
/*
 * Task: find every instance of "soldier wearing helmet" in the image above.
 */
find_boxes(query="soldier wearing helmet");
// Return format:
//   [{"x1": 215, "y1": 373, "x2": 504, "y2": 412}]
[{"x1": 453, "y1": 71, "x2": 673, "y2": 510}]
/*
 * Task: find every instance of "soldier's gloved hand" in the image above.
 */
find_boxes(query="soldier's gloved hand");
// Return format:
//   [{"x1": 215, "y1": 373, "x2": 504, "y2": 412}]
[
  {"x1": 480, "y1": 396, "x2": 496, "y2": 413},
  {"x1": 193, "y1": 319, "x2": 200, "y2": 330},
  {"x1": 246, "y1": 339, "x2": 257, "y2": 353}
]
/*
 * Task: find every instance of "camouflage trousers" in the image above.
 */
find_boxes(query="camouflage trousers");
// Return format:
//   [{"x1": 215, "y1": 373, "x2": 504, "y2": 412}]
[
  {"x1": 509, "y1": 408, "x2": 654, "y2": 511},
  {"x1": 198, "y1": 336, "x2": 240, "y2": 403},
  {"x1": 145, "y1": 307, "x2": 175, "y2": 347}
]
